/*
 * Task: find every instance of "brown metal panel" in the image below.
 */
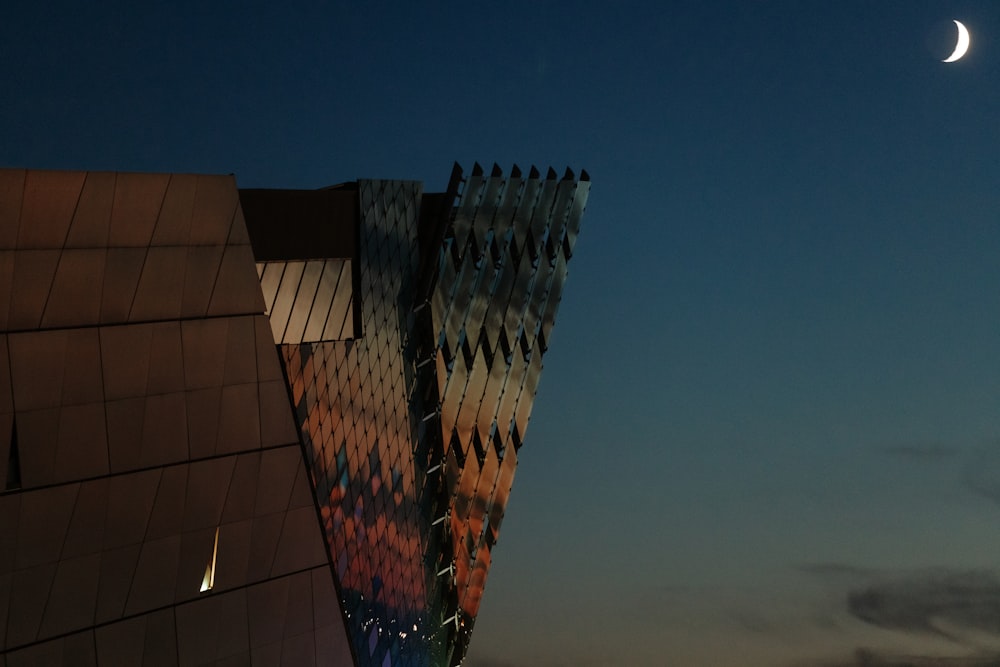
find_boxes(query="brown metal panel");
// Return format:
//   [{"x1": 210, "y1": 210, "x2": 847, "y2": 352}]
[
  {"x1": 14, "y1": 483, "x2": 78, "y2": 568},
  {"x1": 61, "y1": 479, "x2": 108, "y2": 559},
  {"x1": 108, "y1": 172, "x2": 169, "y2": 248},
  {"x1": 246, "y1": 576, "x2": 290, "y2": 649},
  {"x1": 214, "y1": 519, "x2": 253, "y2": 590},
  {"x1": 282, "y1": 570, "x2": 314, "y2": 637},
  {"x1": 228, "y1": 205, "x2": 251, "y2": 245},
  {"x1": 99, "y1": 248, "x2": 145, "y2": 324},
  {"x1": 124, "y1": 534, "x2": 181, "y2": 615},
  {"x1": 8, "y1": 249, "x2": 60, "y2": 330},
  {"x1": 0, "y1": 169, "x2": 26, "y2": 249},
  {"x1": 288, "y1": 464, "x2": 314, "y2": 510},
  {"x1": 105, "y1": 397, "x2": 144, "y2": 473},
  {"x1": 60, "y1": 328, "x2": 104, "y2": 406},
  {"x1": 142, "y1": 608, "x2": 179, "y2": 665},
  {"x1": 270, "y1": 506, "x2": 328, "y2": 576},
  {"x1": 180, "y1": 245, "x2": 225, "y2": 318},
  {"x1": 139, "y1": 393, "x2": 189, "y2": 467},
  {"x1": 190, "y1": 175, "x2": 239, "y2": 246},
  {"x1": 9, "y1": 329, "x2": 67, "y2": 411},
  {"x1": 103, "y1": 469, "x2": 160, "y2": 550},
  {"x1": 4, "y1": 629, "x2": 97, "y2": 666},
  {"x1": 18, "y1": 170, "x2": 86, "y2": 249},
  {"x1": 208, "y1": 244, "x2": 266, "y2": 317},
  {"x1": 93, "y1": 544, "x2": 141, "y2": 623},
  {"x1": 150, "y1": 173, "x2": 197, "y2": 246},
  {"x1": 129, "y1": 246, "x2": 186, "y2": 322},
  {"x1": 145, "y1": 464, "x2": 188, "y2": 541},
  {"x1": 100, "y1": 324, "x2": 152, "y2": 401},
  {"x1": 216, "y1": 383, "x2": 261, "y2": 454},
  {"x1": 0, "y1": 412, "x2": 14, "y2": 489},
  {"x1": 279, "y1": 630, "x2": 314, "y2": 665},
  {"x1": 0, "y1": 494, "x2": 17, "y2": 574},
  {"x1": 246, "y1": 513, "x2": 283, "y2": 582},
  {"x1": 38, "y1": 553, "x2": 101, "y2": 639},
  {"x1": 65, "y1": 171, "x2": 114, "y2": 248},
  {"x1": 176, "y1": 588, "x2": 251, "y2": 662},
  {"x1": 181, "y1": 318, "x2": 228, "y2": 391},
  {"x1": 259, "y1": 379, "x2": 299, "y2": 448},
  {"x1": 0, "y1": 251, "x2": 14, "y2": 330},
  {"x1": 254, "y1": 447, "x2": 300, "y2": 517},
  {"x1": 182, "y1": 456, "x2": 237, "y2": 533},
  {"x1": 185, "y1": 386, "x2": 221, "y2": 460},
  {"x1": 222, "y1": 316, "x2": 257, "y2": 385},
  {"x1": 94, "y1": 616, "x2": 146, "y2": 665},
  {"x1": 41, "y1": 248, "x2": 106, "y2": 328},
  {"x1": 146, "y1": 321, "x2": 185, "y2": 395},
  {"x1": 53, "y1": 403, "x2": 109, "y2": 483},
  {"x1": 312, "y1": 567, "x2": 353, "y2": 663},
  {"x1": 5, "y1": 561, "x2": 56, "y2": 646},
  {"x1": 13, "y1": 408, "x2": 58, "y2": 486},
  {"x1": 222, "y1": 454, "x2": 261, "y2": 524}
]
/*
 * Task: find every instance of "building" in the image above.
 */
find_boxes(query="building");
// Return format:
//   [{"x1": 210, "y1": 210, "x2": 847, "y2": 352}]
[{"x1": 0, "y1": 163, "x2": 589, "y2": 666}]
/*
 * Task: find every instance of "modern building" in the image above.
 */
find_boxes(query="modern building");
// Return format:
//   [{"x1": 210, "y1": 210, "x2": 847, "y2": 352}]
[{"x1": 0, "y1": 163, "x2": 589, "y2": 666}]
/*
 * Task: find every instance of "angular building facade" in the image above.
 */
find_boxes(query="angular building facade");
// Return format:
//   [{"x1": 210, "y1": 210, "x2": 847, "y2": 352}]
[{"x1": 0, "y1": 163, "x2": 588, "y2": 666}]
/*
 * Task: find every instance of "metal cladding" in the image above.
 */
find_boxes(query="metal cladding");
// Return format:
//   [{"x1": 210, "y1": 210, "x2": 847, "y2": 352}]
[
  {"x1": 274, "y1": 164, "x2": 589, "y2": 666},
  {"x1": 0, "y1": 163, "x2": 587, "y2": 667},
  {"x1": 0, "y1": 169, "x2": 355, "y2": 666}
]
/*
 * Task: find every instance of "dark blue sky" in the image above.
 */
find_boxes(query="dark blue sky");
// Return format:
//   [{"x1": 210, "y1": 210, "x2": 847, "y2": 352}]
[{"x1": 5, "y1": 2, "x2": 1000, "y2": 664}]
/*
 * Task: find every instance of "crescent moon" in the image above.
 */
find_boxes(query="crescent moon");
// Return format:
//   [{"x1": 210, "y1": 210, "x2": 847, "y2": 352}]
[{"x1": 943, "y1": 20, "x2": 970, "y2": 62}]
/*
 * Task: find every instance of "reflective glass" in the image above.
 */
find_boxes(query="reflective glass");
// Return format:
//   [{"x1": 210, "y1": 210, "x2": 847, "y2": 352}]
[{"x1": 277, "y1": 166, "x2": 589, "y2": 666}]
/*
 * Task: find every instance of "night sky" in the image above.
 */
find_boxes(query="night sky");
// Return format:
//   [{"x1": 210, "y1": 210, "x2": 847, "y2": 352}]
[{"x1": 4, "y1": 2, "x2": 1000, "y2": 665}]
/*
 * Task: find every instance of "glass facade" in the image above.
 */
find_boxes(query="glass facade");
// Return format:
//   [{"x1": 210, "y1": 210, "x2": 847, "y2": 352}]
[{"x1": 272, "y1": 164, "x2": 589, "y2": 666}]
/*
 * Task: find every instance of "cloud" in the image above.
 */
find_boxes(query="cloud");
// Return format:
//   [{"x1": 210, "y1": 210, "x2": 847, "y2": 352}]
[
  {"x1": 846, "y1": 570, "x2": 1000, "y2": 642},
  {"x1": 787, "y1": 567, "x2": 1000, "y2": 667}
]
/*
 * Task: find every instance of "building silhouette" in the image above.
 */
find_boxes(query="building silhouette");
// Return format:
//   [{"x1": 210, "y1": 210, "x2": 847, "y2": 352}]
[{"x1": 0, "y1": 163, "x2": 588, "y2": 666}]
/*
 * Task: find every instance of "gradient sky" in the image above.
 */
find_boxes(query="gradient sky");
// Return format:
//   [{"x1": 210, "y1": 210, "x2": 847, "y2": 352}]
[{"x1": 4, "y1": 2, "x2": 1000, "y2": 665}]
